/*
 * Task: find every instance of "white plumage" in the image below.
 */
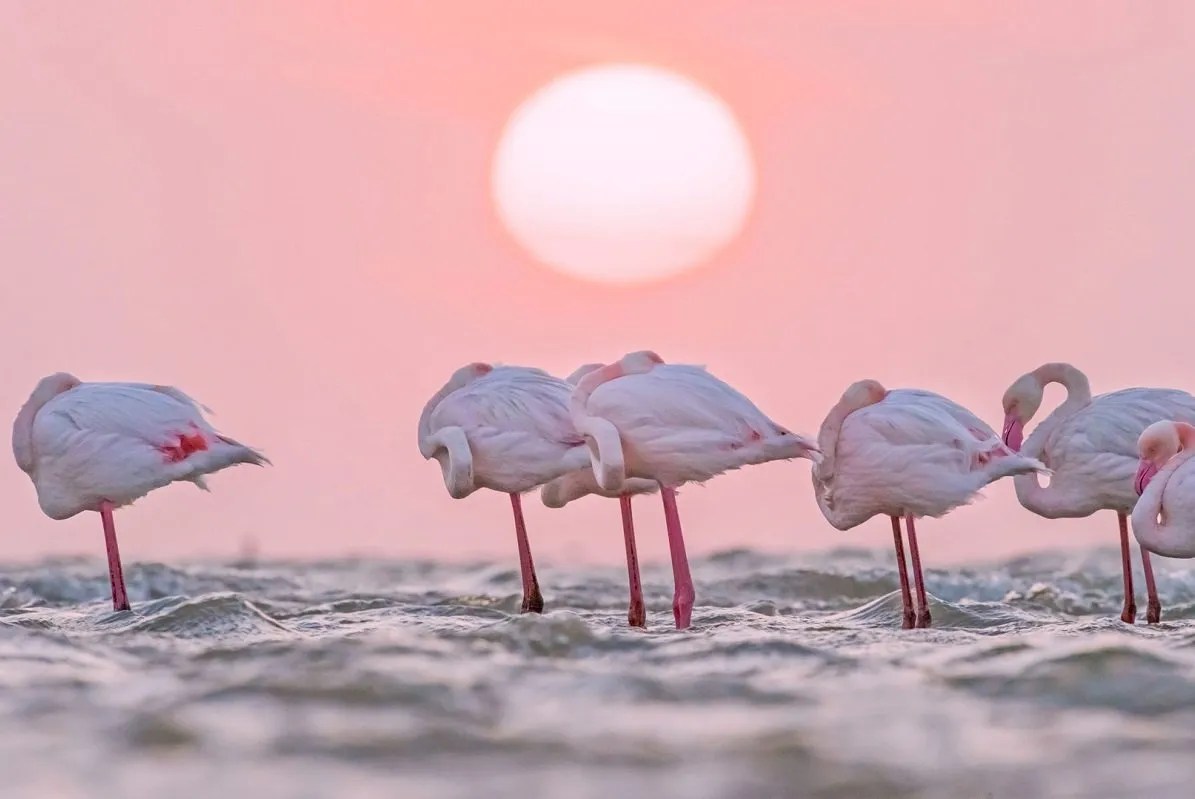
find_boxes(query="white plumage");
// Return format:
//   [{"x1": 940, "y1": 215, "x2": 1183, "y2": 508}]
[
  {"x1": 569, "y1": 350, "x2": 819, "y2": 630},
  {"x1": 1003, "y1": 365, "x2": 1195, "y2": 517},
  {"x1": 12, "y1": 372, "x2": 267, "y2": 611},
  {"x1": 814, "y1": 384, "x2": 1046, "y2": 531},
  {"x1": 1000, "y1": 362, "x2": 1195, "y2": 623},
  {"x1": 1131, "y1": 421, "x2": 1195, "y2": 559},
  {"x1": 14, "y1": 377, "x2": 266, "y2": 520},
  {"x1": 573, "y1": 354, "x2": 820, "y2": 492},
  {"x1": 418, "y1": 363, "x2": 589, "y2": 499},
  {"x1": 539, "y1": 362, "x2": 658, "y2": 509},
  {"x1": 812, "y1": 378, "x2": 1046, "y2": 629},
  {"x1": 417, "y1": 362, "x2": 593, "y2": 614}
]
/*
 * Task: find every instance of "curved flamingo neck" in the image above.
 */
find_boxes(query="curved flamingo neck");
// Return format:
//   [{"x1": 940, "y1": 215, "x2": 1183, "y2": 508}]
[
  {"x1": 1133, "y1": 447, "x2": 1195, "y2": 558},
  {"x1": 1031, "y1": 362, "x2": 1092, "y2": 413},
  {"x1": 1011, "y1": 364, "x2": 1094, "y2": 510},
  {"x1": 569, "y1": 352, "x2": 662, "y2": 420},
  {"x1": 815, "y1": 384, "x2": 887, "y2": 480},
  {"x1": 418, "y1": 366, "x2": 487, "y2": 456},
  {"x1": 569, "y1": 352, "x2": 663, "y2": 493},
  {"x1": 12, "y1": 374, "x2": 79, "y2": 474}
]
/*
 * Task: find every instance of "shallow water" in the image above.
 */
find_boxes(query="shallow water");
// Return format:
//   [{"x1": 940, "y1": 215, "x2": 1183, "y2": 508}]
[{"x1": 4, "y1": 548, "x2": 1195, "y2": 799}]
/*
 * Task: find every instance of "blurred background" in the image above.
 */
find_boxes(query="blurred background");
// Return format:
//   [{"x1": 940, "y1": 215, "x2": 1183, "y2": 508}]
[{"x1": 3, "y1": 1, "x2": 1194, "y2": 567}]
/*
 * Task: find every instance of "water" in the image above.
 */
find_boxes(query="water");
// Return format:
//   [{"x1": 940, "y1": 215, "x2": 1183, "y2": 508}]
[{"x1": 4, "y1": 548, "x2": 1195, "y2": 799}]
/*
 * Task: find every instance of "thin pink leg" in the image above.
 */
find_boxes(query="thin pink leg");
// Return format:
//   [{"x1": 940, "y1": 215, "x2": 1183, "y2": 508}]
[
  {"x1": 660, "y1": 487, "x2": 694, "y2": 630},
  {"x1": 1141, "y1": 548, "x2": 1161, "y2": 625},
  {"x1": 509, "y1": 493, "x2": 543, "y2": 613},
  {"x1": 905, "y1": 514, "x2": 931, "y2": 628},
  {"x1": 890, "y1": 516, "x2": 915, "y2": 630},
  {"x1": 1117, "y1": 511, "x2": 1136, "y2": 624},
  {"x1": 620, "y1": 494, "x2": 646, "y2": 628},
  {"x1": 99, "y1": 501, "x2": 131, "y2": 612}
]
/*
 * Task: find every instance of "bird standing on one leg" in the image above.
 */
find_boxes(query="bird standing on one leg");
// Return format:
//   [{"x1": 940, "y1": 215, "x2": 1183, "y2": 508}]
[
  {"x1": 12, "y1": 372, "x2": 268, "y2": 612},
  {"x1": 418, "y1": 362, "x2": 598, "y2": 614}
]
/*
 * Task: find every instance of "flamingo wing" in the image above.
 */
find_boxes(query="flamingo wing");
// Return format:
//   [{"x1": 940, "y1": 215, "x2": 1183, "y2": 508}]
[
  {"x1": 34, "y1": 383, "x2": 219, "y2": 459},
  {"x1": 845, "y1": 389, "x2": 1023, "y2": 472},
  {"x1": 430, "y1": 367, "x2": 580, "y2": 446},
  {"x1": 587, "y1": 364, "x2": 775, "y2": 437},
  {"x1": 847, "y1": 391, "x2": 972, "y2": 448}
]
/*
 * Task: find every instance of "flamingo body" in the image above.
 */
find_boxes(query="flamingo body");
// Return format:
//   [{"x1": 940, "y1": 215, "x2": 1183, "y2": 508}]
[
  {"x1": 418, "y1": 362, "x2": 594, "y2": 614},
  {"x1": 419, "y1": 364, "x2": 589, "y2": 496},
  {"x1": 12, "y1": 372, "x2": 267, "y2": 611},
  {"x1": 813, "y1": 379, "x2": 1046, "y2": 628},
  {"x1": 1001, "y1": 363, "x2": 1195, "y2": 623},
  {"x1": 814, "y1": 387, "x2": 1045, "y2": 531},
  {"x1": 576, "y1": 359, "x2": 819, "y2": 490},
  {"x1": 14, "y1": 378, "x2": 266, "y2": 520},
  {"x1": 1013, "y1": 387, "x2": 1195, "y2": 517},
  {"x1": 570, "y1": 351, "x2": 819, "y2": 629}
]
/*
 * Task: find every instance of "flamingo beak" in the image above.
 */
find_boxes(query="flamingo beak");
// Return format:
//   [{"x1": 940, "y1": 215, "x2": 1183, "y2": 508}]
[
  {"x1": 1134, "y1": 460, "x2": 1158, "y2": 496},
  {"x1": 1001, "y1": 414, "x2": 1024, "y2": 452},
  {"x1": 798, "y1": 436, "x2": 823, "y2": 464}
]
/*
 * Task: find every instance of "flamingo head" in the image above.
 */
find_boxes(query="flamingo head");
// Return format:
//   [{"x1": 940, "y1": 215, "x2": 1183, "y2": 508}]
[
  {"x1": 29, "y1": 372, "x2": 81, "y2": 403},
  {"x1": 13, "y1": 373, "x2": 81, "y2": 474},
  {"x1": 1135, "y1": 420, "x2": 1184, "y2": 495},
  {"x1": 841, "y1": 379, "x2": 887, "y2": 411},
  {"x1": 768, "y1": 428, "x2": 823, "y2": 464},
  {"x1": 620, "y1": 350, "x2": 665, "y2": 372},
  {"x1": 1000, "y1": 373, "x2": 1043, "y2": 452},
  {"x1": 449, "y1": 361, "x2": 493, "y2": 386}
]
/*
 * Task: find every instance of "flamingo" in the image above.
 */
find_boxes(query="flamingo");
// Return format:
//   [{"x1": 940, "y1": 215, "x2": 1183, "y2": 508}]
[
  {"x1": 540, "y1": 363, "x2": 659, "y2": 628},
  {"x1": 11, "y1": 372, "x2": 268, "y2": 612},
  {"x1": 568, "y1": 350, "x2": 820, "y2": 630},
  {"x1": 812, "y1": 379, "x2": 1047, "y2": 629},
  {"x1": 1132, "y1": 421, "x2": 1195, "y2": 566},
  {"x1": 1000, "y1": 363, "x2": 1195, "y2": 624},
  {"x1": 418, "y1": 362, "x2": 596, "y2": 614}
]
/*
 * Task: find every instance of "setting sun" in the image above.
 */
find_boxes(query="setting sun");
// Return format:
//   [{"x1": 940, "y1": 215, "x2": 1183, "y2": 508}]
[{"x1": 492, "y1": 64, "x2": 756, "y2": 285}]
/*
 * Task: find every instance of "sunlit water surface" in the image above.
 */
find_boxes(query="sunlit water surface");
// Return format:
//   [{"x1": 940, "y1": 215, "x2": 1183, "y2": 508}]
[{"x1": 4, "y1": 547, "x2": 1195, "y2": 799}]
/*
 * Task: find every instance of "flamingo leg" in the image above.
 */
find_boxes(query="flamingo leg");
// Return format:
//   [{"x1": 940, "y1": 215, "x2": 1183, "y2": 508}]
[
  {"x1": 99, "y1": 501, "x2": 131, "y2": 612},
  {"x1": 509, "y1": 493, "x2": 544, "y2": 613},
  {"x1": 1117, "y1": 511, "x2": 1136, "y2": 624},
  {"x1": 890, "y1": 516, "x2": 915, "y2": 629},
  {"x1": 660, "y1": 487, "x2": 695, "y2": 630},
  {"x1": 620, "y1": 494, "x2": 646, "y2": 628},
  {"x1": 1141, "y1": 548, "x2": 1161, "y2": 625},
  {"x1": 905, "y1": 514, "x2": 932, "y2": 628}
]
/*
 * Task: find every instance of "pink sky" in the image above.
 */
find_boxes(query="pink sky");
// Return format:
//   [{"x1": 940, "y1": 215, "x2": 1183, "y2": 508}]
[{"x1": 3, "y1": 3, "x2": 1195, "y2": 567}]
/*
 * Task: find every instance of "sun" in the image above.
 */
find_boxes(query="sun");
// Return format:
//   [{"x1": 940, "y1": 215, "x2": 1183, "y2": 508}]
[{"x1": 492, "y1": 64, "x2": 756, "y2": 285}]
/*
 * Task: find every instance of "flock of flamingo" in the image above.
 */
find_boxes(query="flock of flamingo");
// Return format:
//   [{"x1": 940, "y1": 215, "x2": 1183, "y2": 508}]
[{"x1": 11, "y1": 356, "x2": 1195, "y2": 631}]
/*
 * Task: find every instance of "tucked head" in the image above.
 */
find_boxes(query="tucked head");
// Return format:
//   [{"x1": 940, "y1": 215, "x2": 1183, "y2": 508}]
[
  {"x1": 13, "y1": 372, "x2": 82, "y2": 474},
  {"x1": 31, "y1": 372, "x2": 82, "y2": 399},
  {"x1": 1000, "y1": 373, "x2": 1044, "y2": 451},
  {"x1": 841, "y1": 379, "x2": 887, "y2": 410},
  {"x1": 621, "y1": 350, "x2": 665, "y2": 371},
  {"x1": 456, "y1": 361, "x2": 493, "y2": 380},
  {"x1": 1134, "y1": 420, "x2": 1191, "y2": 495},
  {"x1": 575, "y1": 351, "x2": 665, "y2": 398},
  {"x1": 443, "y1": 362, "x2": 494, "y2": 393}
]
